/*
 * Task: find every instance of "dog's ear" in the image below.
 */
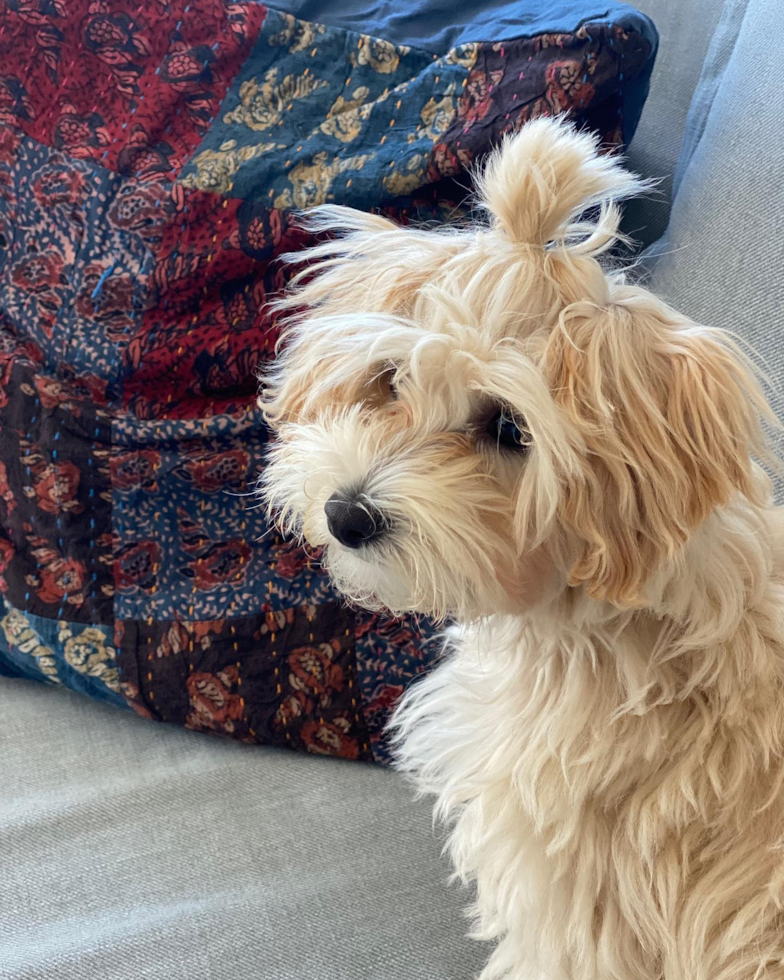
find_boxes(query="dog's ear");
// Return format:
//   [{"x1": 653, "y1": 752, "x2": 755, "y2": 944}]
[
  {"x1": 544, "y1": 295, "x2": 770, "y2": 606},
  {"x1": 477, "y1": 116, "x2": 641, "y2": 249},
  {"x1": 260, "y1": 309, "x2": 407, "y2": 425},
  {"x1": 261, "y1": 205, "x2": 467, "y2": 425}
]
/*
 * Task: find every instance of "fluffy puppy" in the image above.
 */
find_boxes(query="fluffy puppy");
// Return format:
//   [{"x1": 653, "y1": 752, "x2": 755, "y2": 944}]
[{"x1": 260, "y1": 116, "x2": 784, "y2": 980}]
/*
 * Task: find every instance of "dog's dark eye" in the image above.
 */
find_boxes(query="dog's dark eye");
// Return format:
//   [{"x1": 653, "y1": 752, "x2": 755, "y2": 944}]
[
  {"x1": 486, "y1": 409, "x2": 531, "y2": 451},
  {"x1": 379, "y1": 364, "x2": 400, "y2": 401},
  {"x1": 364, "y1": 366, "x2": 398, "y2": 405}
]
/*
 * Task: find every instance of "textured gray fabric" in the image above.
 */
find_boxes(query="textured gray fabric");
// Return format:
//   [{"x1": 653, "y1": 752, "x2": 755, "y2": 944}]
[
  {"x1": 621, "y1": 0, "x2": 728, "y2": 247},
  {"x1": 0, "y1": 678, "x2": 484, "y2": 980},
  {"x1": 647, "y1": 0, "x2": 784, "y2": 479}
]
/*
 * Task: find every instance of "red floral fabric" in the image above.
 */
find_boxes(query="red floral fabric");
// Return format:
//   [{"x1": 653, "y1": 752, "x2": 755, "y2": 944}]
[{"x1": 0, "y1": 0, "x2": 655, "y2": 763}]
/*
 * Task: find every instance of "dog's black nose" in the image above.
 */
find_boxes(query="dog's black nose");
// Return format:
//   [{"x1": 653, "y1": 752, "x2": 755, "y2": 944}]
[{"x1": 324, "y1": 492, "x2": 387, "y2": 549}]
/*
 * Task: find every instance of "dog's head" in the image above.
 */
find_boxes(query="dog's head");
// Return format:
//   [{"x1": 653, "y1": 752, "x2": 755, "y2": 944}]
[{"x1": 260, "y1": 117, "x2": 771, "y2": 621}]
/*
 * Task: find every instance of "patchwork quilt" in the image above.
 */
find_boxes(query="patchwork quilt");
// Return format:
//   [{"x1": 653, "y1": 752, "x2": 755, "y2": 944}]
[{"x1": 0, "y1": 0, "x2": 656, "y2": 763}]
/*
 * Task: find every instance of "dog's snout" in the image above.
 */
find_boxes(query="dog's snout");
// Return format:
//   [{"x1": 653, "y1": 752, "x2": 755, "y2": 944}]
[{"x1": 324, "y1": 492, "x2": 387, "y2": 550}]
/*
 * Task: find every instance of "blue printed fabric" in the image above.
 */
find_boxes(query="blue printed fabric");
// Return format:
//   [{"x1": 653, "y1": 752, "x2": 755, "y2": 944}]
[{"x1": 0, "y1": 0, "x2": 656, "y2": 762}]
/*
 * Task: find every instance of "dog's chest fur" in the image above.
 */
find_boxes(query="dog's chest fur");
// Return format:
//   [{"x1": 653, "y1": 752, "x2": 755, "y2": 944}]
[{"x1": 394, "y1": 510, "x2": 784, "y2": 979}]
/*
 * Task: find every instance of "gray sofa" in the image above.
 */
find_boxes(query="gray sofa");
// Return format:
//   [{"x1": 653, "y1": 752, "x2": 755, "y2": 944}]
[{"x1": 3, "y1": 0, "x2": 782, "y2": 977}]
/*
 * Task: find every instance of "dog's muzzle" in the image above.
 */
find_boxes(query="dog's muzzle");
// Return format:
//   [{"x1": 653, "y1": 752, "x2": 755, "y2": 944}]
[{"x1": 324, "y1": 492, "x2": 387, "y2": 550}]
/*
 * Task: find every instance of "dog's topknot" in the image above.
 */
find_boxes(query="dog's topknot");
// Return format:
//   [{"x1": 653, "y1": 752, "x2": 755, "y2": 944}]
[{"x1": 477, "y1": 115, "x2": 644, "y2": 249}]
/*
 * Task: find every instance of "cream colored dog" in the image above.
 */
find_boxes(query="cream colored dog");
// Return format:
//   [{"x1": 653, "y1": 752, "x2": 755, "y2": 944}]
[{"x1": 261, "y1": 117, "x2": 784, "y2": 980}]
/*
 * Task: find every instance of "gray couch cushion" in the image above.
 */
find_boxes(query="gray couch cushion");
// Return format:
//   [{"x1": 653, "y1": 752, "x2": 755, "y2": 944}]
[
  {"x1": 622, "y1": 0, "x2": 727, "y2": 247},
  {"x1": 0, "y1": 678, "x2": 484, "y2": 980},
  {"x1": 647, "y1": 0, "x2": 784, "y2": 476}
]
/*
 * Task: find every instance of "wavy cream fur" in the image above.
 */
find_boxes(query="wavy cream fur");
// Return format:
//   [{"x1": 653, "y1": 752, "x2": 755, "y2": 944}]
[{"x1": 260, "y1": 116, "x2": 784, "y2": 979}]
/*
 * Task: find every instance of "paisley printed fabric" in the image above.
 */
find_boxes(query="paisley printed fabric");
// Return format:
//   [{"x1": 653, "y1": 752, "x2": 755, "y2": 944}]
[{"x1": 0, "y1": 0, "x2": 655, "y2": 763}]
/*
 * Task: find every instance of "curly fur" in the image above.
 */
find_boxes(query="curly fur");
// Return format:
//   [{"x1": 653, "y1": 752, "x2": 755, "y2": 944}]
[{"x1": 260, "y1": 116, "x2": 784, "y2": 979}]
